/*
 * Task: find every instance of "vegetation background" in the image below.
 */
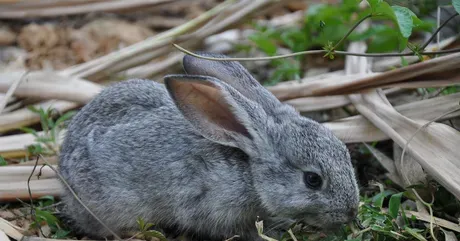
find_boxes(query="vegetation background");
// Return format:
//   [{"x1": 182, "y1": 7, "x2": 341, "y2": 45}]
[{"x1": 0, "y1": 0, "x2": 460, "y2": 241}]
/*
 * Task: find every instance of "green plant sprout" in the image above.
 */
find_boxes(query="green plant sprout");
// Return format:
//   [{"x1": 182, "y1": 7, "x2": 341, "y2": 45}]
[
  {"x1": 136, "y1": 217, "x2": 168, "y2": 241},
  {"x1": 20, "y1": 107, "x2": 75, "y2": 156}
]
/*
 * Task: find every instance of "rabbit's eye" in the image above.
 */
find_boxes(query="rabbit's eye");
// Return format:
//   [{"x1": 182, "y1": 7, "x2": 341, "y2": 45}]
[{"x1": 304, "y1": 172, "x2": 322, "y2": 189}]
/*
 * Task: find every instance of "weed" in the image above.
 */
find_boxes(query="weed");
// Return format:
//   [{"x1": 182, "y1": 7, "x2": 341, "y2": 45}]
[
  {"x1": 242, "y1": 1, "x2": 437, "y2": 84},
  {"x1": 20, "y1": 106, "x2": 75, "y2": 156},
  {"x1": 30, "y1": 196, "x2": 71, "y2": 239},
  {"x1": 0, "y1": 156, "x2": 7, "y2": 166},
  {"x1": 137, "y1": 217, "x2": 168, "y2": 241}
]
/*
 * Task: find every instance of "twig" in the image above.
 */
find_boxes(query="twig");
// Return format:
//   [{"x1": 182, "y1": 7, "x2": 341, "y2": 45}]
[
  {"x1": 173, "y1": 43, "x2": 460, "y2": 61},
  {"x1": 37, "y1": 154, "x2": 122, "y2": 240},
  {"x1": 27, "y1": 156, "x2": 45, "y2": 237},
  {"x1": 399, "y1": 104, "x2": 460, "y2": 241},
  {"x1": 0, "y1": 72, "x2": 27, "y2": 114},
  {"x1": 224, "y1": 235, "x2": 240, "y2": 241},
  {"x1": 0, "y1": 218, "x2": 24, "y2": 240},
  {"x1": 173, "y1": 9, "x2": 460, "y2": 62},
  {"x1": 424, "y1": 87, "x2": 447, "y2": 99},
  {"x1": 0, "y1": 0, "x2": 174, "y2": 19},
  {"x1": 400, "y1": 104, "x2": 460, "y2": 173},
  {"x1": 420, "y1": 12, "x2": 459, "y2": 50},
  {"x1": 287, "y1": 229, "x2": 298, "y2": 241}
]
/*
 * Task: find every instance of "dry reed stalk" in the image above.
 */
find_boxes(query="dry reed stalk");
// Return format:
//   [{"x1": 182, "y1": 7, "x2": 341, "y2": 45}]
[
  {"x1": 363, "y1": 144, "x2": 404, "y2": 187},
  {"x1": 0, "y1": 178, "x2": 62, "y2": 201},
  {"x1": 0, "y1": 130, "x2": 65, "y2": 158},
  {"x1": 122, "y1": 53, "x2": 184, "y2": 79},
  {"x1": 352, "y1": 91, "x2": 460, "y2": 199},
  {"x1": 0, "y1": 218, "x2": 23, "y2": 241},
  {"x1": 0, "y1": 230, "x2": 10, "y2": 241},
  {"x1": 285, "y1": 87, "x2": 402, "y2": 112},
  {"x1": 0, "y1": 72, "x2": 102, "y2": 104},
  {"x1": 0, "y1": 0, "x2": 174, "y2": 19},
  {"x1": 0, "y1": 73, "x2": 24, "y2": 114},
  {"x1": 1, "y1": 0, "x2": 106, "y2": 9},
  {"x1": 14, "y1": 156, "x2": 59, "y2": 166},
  {"x1": 325, "y1": 92, "x2": 460, "y2": 142},
  {"x1": 344, "y1": 37, "x2": 460, "y2": 200},
  {"x1": 0, "y1": 165, "x2": 57, "y2": 182},
  {"x1": 405, "y1": 210, "x2": 460, "y2": 233},
  {"x1": 267, "y1": 52, "x2": 460, "y2": 100}
]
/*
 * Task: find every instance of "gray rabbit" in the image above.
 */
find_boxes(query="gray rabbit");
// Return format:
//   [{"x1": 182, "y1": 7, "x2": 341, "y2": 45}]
[{"x1": 58, "y1": 53, "x2": 359, "y2": 241}]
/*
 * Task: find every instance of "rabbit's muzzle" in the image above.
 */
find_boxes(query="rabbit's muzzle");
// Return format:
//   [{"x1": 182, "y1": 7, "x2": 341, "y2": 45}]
[{"x1": 299, "y1": 207, "x2": 358, "y2": 231}]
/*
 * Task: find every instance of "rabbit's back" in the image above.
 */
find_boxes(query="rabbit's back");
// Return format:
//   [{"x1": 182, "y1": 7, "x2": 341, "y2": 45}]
[{"x1": 58, "y1": 79, "x2": 260, "y2": 239}]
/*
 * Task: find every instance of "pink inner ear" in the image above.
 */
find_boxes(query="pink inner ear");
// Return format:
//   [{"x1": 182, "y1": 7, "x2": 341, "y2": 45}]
[{"x1": 173, "y1": 81, "x2": 250, "y2": 137}]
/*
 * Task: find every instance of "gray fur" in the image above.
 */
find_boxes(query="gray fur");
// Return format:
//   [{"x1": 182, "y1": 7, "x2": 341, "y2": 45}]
[{"x1": 58, "y1": 53, "x2": 359, "y2": 241}]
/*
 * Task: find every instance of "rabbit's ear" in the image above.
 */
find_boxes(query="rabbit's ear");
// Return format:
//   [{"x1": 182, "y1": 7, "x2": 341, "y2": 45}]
[
  {"x1": 164, "y1": 74, "x2": 262, "y2": 150},
  {"x1": 182, "y1": 53, "x2": 281, "y2": 114}
]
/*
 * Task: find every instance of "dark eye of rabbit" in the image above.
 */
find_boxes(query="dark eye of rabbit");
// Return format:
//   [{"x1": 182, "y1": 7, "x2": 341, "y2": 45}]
[{"x1": 303, "y1": 172, "x2": 322, "y2": 189}]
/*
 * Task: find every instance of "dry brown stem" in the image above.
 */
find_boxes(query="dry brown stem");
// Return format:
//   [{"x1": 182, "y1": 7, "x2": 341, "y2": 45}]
[{"x1": 0, "y1": 0, "x2": 174, "y2": 19}]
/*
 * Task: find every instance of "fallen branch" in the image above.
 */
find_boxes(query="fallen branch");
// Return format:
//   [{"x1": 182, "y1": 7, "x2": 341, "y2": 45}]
[
  {"x1": 0, "y1": 179, "x2": 62, "y2": 201},
  {"x1": 267, "y1": 52, "x2": 460, "y2": 100},
  {"x1": 0, "y1": 218, "x2": 23, "y2": 241},
  {"x1": 0, "y1": 72, "x2": 102, "y2": 104},
  {"x1": 0, "y1": 165, "x2": 57, "y2": 182},
  {"x1": 285, "y1": 87, "x2": 402, "y2": 112},
  {"x1": 0, "y1": 0, "x2": 174, "y2": 19},
  {"x1": 344, "y1": 37, "x2": 460, "y2": 201}
]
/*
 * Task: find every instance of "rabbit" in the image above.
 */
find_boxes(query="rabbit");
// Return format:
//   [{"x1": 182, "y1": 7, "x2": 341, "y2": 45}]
[{"x1": 58, "y1": 53, "x2": 360, "y2": 241}]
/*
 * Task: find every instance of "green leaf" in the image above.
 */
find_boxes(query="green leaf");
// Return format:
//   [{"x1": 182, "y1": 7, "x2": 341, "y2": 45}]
[
  {"x1": 372, "y1": 190, "x2": 394, "y2": 208},
  {"x1": 365, "y1": 25, "x2": 401, "y2": 53},
  {"x1": 35, "y1": 208, "x2": 59, "y2": 227},
  {"x1": 371, "y1": 3, "x2": 412, "y2": 51},
  {"x1": 374, "y1": 1, "x2": 395, "y2": 20},
  {"x1": 27, "y1": 105, "x2": 40, "y2": 113},
  {"x1": 143, "y1": 230, "x2": 168, "y2": 241},
  {"x1": 367, "y1": 0, "x2": 383, "y2": 13},
  {"x1": 404, "y1": 227, "x2": 427, "y2": 241},
  {"x1": 388, "y1": 192, "x2": 403, "y2": 219},
  {"x1": 391, "y1": 6, "x2": 414, "y2": 38},
  {"x1": 398, "y1": 36, "x2": 409, "y2": 52},
  {"x1": 55, "y1": 111, "x2": 76, "y2": 128},
  {"x1": 19, "y1": 127, "x2": 38, "y2": 135},
  {"x1": 400, "y1": 56, "x2": 408, "y2": 67},
  {"x1": 453, "y1": 0, "x2": 460, "y2": 14},
  {"x1": 0, "y1": 156, "x2": 7, "y2": 166},
  {"x1": 248, "y1": 34, "x2": 277, "y2": 56},
  {"x1": 51, "y1": 229, "x2": 71, "y2": 239},
  {"x1": 38, "y1": 195, "x2": 55, "y2": 207},
  {"x1": 27, "y1": 144, "x2": 44, "y2": 155},
  {"x1": 35, "y1": 136, "x2": 54, "y2": 143},
  {"x1": 137, "y1": 217, "x2": 145, "y2": 230},
  {"x1": 280, "y1": 29, "x2": 309, "y2": 52},
  {"x1": 408, "y1": 9, "x2": 434, "y2": 32},
  {"x1": 343, "y1": 0, "x2": 361, "y2": 7}
]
